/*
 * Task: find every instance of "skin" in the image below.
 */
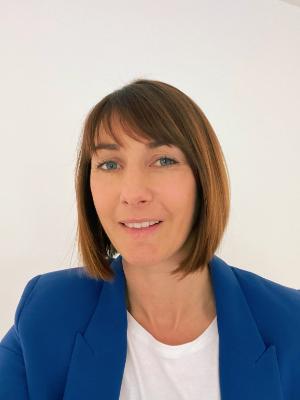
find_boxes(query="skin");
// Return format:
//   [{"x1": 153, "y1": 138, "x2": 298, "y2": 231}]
[{"x1": 90, "y1": 117, "x2": 216, "y2": 344}]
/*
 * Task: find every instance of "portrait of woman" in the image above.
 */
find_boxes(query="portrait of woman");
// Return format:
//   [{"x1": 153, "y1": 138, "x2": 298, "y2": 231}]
[{"x1": 0, "y1": 79, "x2": 299, "y2": 400}]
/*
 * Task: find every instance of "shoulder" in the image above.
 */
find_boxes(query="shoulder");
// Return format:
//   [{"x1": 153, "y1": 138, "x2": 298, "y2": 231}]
[
  {"x1": 231, "y1": 263, "x2": 300, "y2": 309},
  {"x1": 230, "y1": 262, "x2": 300, "y2": 345},
  {"x1": 15, "y1": 266, "x2": 104, "y2": 334}
]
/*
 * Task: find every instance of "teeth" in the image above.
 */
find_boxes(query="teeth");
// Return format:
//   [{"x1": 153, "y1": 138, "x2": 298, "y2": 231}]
[{"x1": 124, "y1": 221, "x2": 160, "y2": 229}]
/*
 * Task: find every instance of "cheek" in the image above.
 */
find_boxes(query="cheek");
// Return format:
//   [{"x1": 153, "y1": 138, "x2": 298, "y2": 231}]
[
  {"x1": 90, "y1": 182, "x2": 108, "y2": 214},
  {"x1": 90, "y1": 183, "x2": 99, "y2": 208},
  {"x1": 165, "y1": 174, "x2": 196, "y2": 203}
]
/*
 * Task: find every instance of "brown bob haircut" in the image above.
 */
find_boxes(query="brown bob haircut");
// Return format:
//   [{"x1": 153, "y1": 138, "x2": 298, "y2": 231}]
[{"x1": 75, "y1": 78, "x2": 231, "y2": 282}]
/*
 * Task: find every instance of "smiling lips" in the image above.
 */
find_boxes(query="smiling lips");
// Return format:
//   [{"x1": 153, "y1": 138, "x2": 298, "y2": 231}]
[
  {"x1": 120, "y1": 221, "x2": 163, "y2": 236},
  {"x1": 120, "y1": 218, "x2": 163, "y2": 224},
  {"x1": 122, "y1": 221, "x2": 160, "y2": 228}
]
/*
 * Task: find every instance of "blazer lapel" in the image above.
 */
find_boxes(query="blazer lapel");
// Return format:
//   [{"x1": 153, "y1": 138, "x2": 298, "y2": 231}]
[
  {"x1": 62, "y1": 257, "x2": 128, "y2": 400},
  {"x1": 63, "y1": 255, "x2": 283, "y2": 400},
  {"x1": 210, "y1": 256, "x2": 283, "y2": 400}
]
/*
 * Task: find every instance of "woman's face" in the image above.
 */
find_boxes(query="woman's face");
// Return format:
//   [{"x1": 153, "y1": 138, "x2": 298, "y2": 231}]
[{"x1": 90, "y1": 118, "x2": 198, "y2": 269}]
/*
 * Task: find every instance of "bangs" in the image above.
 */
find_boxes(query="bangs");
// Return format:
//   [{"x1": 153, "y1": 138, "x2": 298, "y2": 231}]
[
  {"x1": 95, "y1": 107, "x2": 154, "y2": 150},
  {"x1": 88, "y1": 87, "x2": 185, "y2": 157}
]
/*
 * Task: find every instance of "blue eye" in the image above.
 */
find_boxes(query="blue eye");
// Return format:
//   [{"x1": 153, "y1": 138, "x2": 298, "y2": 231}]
[
  {"x1": 96, "y1": 161, "x2": 118, "y2": 170},
  {"x1": 96, "y1": 156, "x2": 178, "y2": 171}
]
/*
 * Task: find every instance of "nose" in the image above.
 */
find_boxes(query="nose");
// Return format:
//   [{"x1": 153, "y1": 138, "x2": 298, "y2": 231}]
[{"x1": 119, "y1": 170, "x2": 153, "y2": 205}]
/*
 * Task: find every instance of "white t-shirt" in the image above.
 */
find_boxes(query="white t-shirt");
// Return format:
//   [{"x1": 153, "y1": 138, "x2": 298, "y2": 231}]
[{"x1": 119, "y1": 310, "x2": 221, "y2": 400}]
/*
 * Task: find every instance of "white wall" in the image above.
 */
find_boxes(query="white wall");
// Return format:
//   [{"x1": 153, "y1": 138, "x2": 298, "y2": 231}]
[{"x1": 1, "y1": 0, "x2": 299, "y2": 338}]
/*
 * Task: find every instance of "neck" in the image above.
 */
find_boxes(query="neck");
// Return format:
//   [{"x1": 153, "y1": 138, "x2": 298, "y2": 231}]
[{"x1": 123, "y1": 261, "x2": 216, "y2": 331}]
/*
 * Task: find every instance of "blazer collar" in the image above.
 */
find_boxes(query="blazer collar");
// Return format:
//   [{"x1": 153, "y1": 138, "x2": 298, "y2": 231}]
[{"x1": 63, "y1": 255, "x2": 283, "y2": 400}]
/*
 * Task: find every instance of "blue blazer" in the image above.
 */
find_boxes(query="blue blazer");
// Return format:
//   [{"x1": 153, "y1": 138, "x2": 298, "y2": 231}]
[{"x1": 1, "y1": 255, "x2": 300, "y2": 400}]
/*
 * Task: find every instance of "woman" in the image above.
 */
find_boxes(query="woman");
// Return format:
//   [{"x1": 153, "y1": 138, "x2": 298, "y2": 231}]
[{"x1": 0, "y1": 79, "x2": 299, "y2": 400}]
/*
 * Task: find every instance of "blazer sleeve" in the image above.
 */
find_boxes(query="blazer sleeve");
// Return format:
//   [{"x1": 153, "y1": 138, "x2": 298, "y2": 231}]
[{"x1": 0, "y1": 274, "x2": 41, "y2": 400}]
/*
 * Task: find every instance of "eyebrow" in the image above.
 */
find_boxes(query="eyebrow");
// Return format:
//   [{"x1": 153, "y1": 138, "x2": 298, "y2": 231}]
[{"x1": 94, "y1": 140, "x2": 172, "y2": 151}]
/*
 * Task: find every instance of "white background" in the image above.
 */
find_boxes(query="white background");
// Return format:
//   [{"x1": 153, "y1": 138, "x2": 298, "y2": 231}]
[{"x1": 0, "y1": 0, "x2": 299, "y2": 338}]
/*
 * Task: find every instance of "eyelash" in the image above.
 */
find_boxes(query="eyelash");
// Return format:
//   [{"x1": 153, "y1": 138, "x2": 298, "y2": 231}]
[{"x1": 95, "y1": 156, "x2": 178, "y2": 172}]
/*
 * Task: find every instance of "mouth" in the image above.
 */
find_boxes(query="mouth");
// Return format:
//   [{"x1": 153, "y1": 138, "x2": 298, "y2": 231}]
[{"x1": 119, "y1": 221, "x2": 163, "y2": 236}]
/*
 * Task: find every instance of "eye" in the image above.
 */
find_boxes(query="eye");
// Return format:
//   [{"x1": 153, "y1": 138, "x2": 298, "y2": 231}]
[
  {"x1": 96, "y1": 160, "x2": 119, "y2": 171},
  {"x1": 95, "y1": 156, "x2": 178, "y2": 172},
  {"x1": 154, "y1": 157, "x2": 178, "y2": 167}
]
